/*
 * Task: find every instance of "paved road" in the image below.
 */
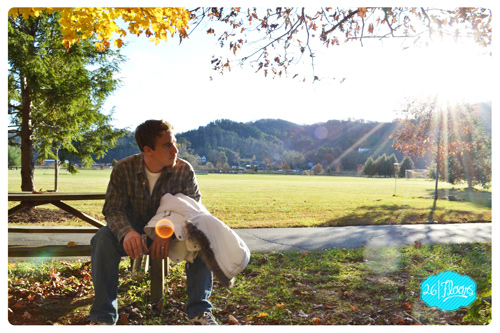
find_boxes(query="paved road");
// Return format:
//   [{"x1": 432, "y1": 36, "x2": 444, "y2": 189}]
[{"x1": 8, "y1": 223, "x2": 491, "y2": 260}]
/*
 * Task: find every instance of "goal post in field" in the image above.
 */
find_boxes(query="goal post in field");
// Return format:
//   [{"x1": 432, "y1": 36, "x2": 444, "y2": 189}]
[{"x1": 405, "y1": 169, "x2": 430, "y2": 179}]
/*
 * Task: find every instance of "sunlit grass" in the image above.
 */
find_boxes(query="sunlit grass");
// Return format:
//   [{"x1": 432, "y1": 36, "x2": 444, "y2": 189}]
[
  {"x1": 198, "y1": 174, "x2": 490, "y2": 227},
  {"x1": 8, "y1": 242, "x2": 491, "y2": 324},
  {"x1": 8, "y1": 170, "x2": 491, "y2": 228}
]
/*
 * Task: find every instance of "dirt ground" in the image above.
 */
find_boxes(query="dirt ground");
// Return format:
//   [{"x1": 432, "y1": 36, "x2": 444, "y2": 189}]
[
  {"x1": 8, "y1": 208, "x2": 93, "y2": 324},
  {"x1": 8, "y1": 207, "x2": 78, "y2": 224}
]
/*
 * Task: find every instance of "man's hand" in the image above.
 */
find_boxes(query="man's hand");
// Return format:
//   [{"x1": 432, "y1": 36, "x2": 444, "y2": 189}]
[
  {"x1": 123, "y1": 230, "x2": 148, "y2": 260},
  {"x1": 149, "y1": 235, "x2": 171, "y2": 260}
]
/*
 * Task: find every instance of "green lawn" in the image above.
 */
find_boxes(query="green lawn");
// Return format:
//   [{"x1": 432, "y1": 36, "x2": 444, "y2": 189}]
[
  {"x1": 8, "y1": 242, "x2": 492, "y2": 325},
  {"x1": 7, "y1": 170, "x2": 492, "y2": 325},
  {"x1": 8, "y1": 169, "x2": 491, "y2": 228}
]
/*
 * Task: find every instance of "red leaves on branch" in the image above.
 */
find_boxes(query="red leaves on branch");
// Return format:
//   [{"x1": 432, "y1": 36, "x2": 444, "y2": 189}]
[{"x1": 391, "y1": 98, "x2": 477, "y2": 161}]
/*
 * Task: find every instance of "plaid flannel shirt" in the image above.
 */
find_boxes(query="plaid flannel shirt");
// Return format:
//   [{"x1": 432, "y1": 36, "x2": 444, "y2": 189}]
[{"x1": 102, "y1": 153, "x2": 201, "y2": 242}]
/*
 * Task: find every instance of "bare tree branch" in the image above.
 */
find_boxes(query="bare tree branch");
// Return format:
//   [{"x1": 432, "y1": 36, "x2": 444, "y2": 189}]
[
  {"x1": 240, "y1": 12, "x2": 303, "y2": 63},
  {"x1": 320, "y1": 9, "x2": 359, "y2": 41}
]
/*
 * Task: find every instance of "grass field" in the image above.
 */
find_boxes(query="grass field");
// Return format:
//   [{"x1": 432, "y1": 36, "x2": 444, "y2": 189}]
[
  {"x1": 8, "y1": 242, "x2": 492, "y2": 325},
  {"x1": 8, "y1": 170, "x2": 492, "y2": 325},
  {"x1": 8, "y1": 169, "x2": 491, "y2": 228}
]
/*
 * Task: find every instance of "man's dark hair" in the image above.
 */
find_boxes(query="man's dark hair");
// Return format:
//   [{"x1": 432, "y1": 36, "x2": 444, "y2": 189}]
[{"x1": 135, "y1": 120, "x2": 174, "y2": 152}]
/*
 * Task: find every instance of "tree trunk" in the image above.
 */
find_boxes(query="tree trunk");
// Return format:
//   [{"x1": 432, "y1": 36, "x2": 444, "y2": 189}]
[
  {"x1": 434, "y1": 110, "x2": 442, "y2": 201},
  {"x1": 464, "y1": 132, "x2": 474, "y2": 190},
  {"x1": 434, "y1": 153, "x2": 440, "y2": 200},
  {"x1": 54, "y1": 147, "x2": 59, "y2": 192},
  {"x1": 20, "y1": 74, "x2": 34, "y2": 192}
]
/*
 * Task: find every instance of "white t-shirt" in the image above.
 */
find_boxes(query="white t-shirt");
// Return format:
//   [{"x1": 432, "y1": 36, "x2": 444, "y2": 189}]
[{"x1": 144, "y1": 167, "x2": 162, "y2": 195}]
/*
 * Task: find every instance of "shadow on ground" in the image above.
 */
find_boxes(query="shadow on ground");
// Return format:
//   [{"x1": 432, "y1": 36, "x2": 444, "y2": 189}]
[
  {"x1": 428, "y1": 188, "x2": 492, "y2": 209},
  {"x1": 318, "y1": 201, "x2": 490, "y2": 227}
]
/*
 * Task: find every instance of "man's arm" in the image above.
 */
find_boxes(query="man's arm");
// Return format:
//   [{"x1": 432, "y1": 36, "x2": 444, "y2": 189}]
[{"x1": 103, "y1": 163, "x2": 147, "y2": 259}]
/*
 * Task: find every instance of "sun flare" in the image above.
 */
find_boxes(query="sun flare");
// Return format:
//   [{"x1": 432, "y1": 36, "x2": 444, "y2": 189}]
[{"x1": 404, "y1": 39, "x2": 491, "y2": 105}]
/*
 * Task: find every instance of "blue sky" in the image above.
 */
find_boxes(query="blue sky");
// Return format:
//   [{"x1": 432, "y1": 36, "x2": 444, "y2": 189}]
[
  {"x1": 100, "y1": 8, "x2": 493, "y2": 133},
  {"x1": 4, "y1": 3, "x2": 494, "y2": 134}
]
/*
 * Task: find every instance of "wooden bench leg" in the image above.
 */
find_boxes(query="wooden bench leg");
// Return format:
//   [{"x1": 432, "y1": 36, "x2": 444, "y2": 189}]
[
  {"x1": 8, "y1": 201, "x2": 46, "y2": 216},
  {"x1": 130, "y1": 256, "x2": 169, "y2": 303},
  {"x1": 150, "y1": 258, "x2": 165, "y2": 303}
]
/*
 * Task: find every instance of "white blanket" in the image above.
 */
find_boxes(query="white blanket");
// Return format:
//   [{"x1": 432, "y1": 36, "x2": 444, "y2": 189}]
[{"x1": 144, "y1": 193, "x2": 250, "y2": 285}]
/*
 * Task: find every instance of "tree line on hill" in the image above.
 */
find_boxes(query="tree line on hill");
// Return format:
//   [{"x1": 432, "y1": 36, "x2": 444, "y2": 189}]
[
  {"x1": 94, "y1": 115, "x2": 490, "y2": 188},
  {"x1": 90, "y1": 118, "x2": 409, "y2": 173},
  {"x1": 9, "y1": 113, "x2": 490, "y2": 189}
]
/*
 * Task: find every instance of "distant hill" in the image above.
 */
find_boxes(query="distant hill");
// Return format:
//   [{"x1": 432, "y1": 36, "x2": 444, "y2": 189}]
[
  {"x1": 94, "y1": 118, "x2": 406, "y2": 170},
  {"x1": 94, "y1": 104, "x2": 490, "y2": 171},
  {"x1": 176, "y1": 118, "x2": 406, "y2": 171},
  {"x1": 53, "y1": 101, "x2": 494, "y2": 172}
]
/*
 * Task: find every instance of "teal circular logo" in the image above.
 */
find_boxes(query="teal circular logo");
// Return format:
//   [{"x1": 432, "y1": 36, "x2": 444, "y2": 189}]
[{"x1": 420, "y1": 271, "x2": 477, "y2": 312}]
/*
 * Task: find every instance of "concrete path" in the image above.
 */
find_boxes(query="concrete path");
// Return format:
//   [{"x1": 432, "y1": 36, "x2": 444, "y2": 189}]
[
  {"x1": 237, "y1": 223, "x2": 491, "y2": 252},
  {"x1": 8, "y1": 223, "x2": 491, "y2": 258}
]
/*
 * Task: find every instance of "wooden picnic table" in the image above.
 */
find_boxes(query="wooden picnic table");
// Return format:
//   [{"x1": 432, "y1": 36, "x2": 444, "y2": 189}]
[
  {"x1": 8, "y1": 191, "x2": 106, "y2": 229},
  {"x1": 8, "y1": 191, "x2": 168, "y2": 302}
]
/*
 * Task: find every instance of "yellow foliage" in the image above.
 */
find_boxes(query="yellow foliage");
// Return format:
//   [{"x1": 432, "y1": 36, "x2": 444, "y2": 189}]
[{"x1": 9, "y1": 7, "x2": 191, "y2": 50}]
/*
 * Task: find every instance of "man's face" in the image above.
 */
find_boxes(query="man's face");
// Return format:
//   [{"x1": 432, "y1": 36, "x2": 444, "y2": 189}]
[{"x1": 144, "y1": 131, "x2": 178, "y2": 172}]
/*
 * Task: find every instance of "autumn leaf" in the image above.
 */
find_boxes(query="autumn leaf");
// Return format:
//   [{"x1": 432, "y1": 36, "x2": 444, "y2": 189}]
[
  {"x1": 49, "y1": 268, "x2": 60, "y2": 281},
  {"x1": 67, "y1": 241, "x2": 77, "y2": 248},
  {"x1": 11, "y1": 8, "x2": 191, "y2": 50},
  {"x1": 228, "y1": 314, "x2": 239, "y2": 324},
  {"x1": 275, "y1": 303, "x2": 285, "y2": 307},
  {"x1": 113, "y1": 38, "x2": 124, "y2": 48},
  {"x1": 357, "y1": 8, "x2": 368, "y2": 18},
  {"x1": 119, "y1": 312, "x2": 129, "y2": 325},
  {"x1": 12, "y1": 302, "x2": 23, "y2": 311},
  {"x1": 350, "y1": 304, "x2": 359, "y2": 311},
  {"x1": 256, "y1": 312, "x2": 268, "y2": 318}
]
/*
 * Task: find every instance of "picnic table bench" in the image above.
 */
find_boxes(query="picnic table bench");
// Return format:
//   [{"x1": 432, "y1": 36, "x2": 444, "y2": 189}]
[{"x1": 8, "y1": 191, "x2": 168, "y2": 303}]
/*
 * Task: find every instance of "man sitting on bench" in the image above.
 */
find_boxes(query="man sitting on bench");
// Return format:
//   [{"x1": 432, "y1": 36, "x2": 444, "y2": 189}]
[{"x1": 89, "y1": 119, "x2": 217, "y2": 325}]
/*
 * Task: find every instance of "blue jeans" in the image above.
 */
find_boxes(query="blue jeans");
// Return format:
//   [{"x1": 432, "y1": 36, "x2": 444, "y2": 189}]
[{"x1": 89, "y1": 226, "x2": 213, "y2": 324}]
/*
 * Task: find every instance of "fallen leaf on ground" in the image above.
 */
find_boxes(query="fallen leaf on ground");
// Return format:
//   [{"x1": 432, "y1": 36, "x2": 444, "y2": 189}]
[
  {"x1": 12, "y1": 302, "x2": 23, "y2": 311},
  {"x1": 228, "y1": 314, "x2": 239, "y2": 324},
  {"x1": 119, "y1": 312, "x2": 129, "y2": 325}
]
